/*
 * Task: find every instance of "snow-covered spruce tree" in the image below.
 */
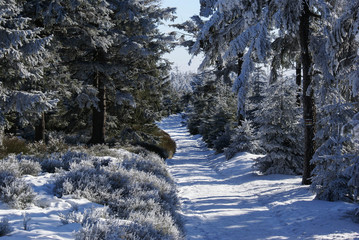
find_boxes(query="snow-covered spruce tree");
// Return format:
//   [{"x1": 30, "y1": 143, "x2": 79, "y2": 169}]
[
  {"x1": 254, "y1": 75, "x2": 303, "y2": 175},
  {"x1": 186, "y1": 0, "x2": 271, "y2": 125},
  {"x1": 186, "y1": 71, "x2": 237, "y2": 152},
  {"x1": 0, "y1": 0, "x2": 57, "y2": 145},
  {"x1": 224, "y1": 64, "x2": 267, "y2": 159},
  {"x1": 344, "y1": 113, "x2": 359, "y2": 202},
  {"x1": 32, "y1": 0, "x2": 175, "y2": 144},
  {"x1": 310, "y1": 129, "x2": 354, "y2": 201},
  {"x1": 246, "y1": 65, "x2": 267, "y2": 121},
  {"x1": 310, "y1": 1, "x2": 359, "y2": 201},
  {"x1": 194, "y1": 0, "x2": 356, "y2": 184},
  {"x1": 224, "y1": 119, "x2": 261, "y2": 159},
  {"x1": 165, "y1": 69, "x2": 194, "y2": 113},
  {"x1": 310, "y1": 99, "x2": 358, "y2": 202}
]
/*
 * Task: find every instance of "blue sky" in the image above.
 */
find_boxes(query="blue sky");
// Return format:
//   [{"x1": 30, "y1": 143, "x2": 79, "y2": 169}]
[{"x1": 160, "y1": 0, "x2": 203, "y2": 73}]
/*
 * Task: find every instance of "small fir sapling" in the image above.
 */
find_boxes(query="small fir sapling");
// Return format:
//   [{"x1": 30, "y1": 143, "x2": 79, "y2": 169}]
[
  {"x1": 310, "y1": 134, "x2": 352, "y2": 201},
  {"x1": 224, "y1": 119, "x2": 261, "y2": 159}
]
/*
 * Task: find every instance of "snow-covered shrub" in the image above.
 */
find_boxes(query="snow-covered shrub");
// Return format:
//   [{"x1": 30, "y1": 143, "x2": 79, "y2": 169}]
[
  {"x1": 75, "y1": 218, "x2": 132, "y2": 240},
  {"x1": 55, "y1": 165, "x2": 114, "y2": 203},
  {"x1": 0, "y1": 154, "x2": 41, "y2": 176},
  {"x1": 121, "y1": 152, "x2": 172, "y2": 182},
  {"x1": 224, "y1": 119, "x2": 261, "y2": 159},
  {"x1": 55, "y1": 151, "x2": 182, "y2": 239},
  {"x1": 76, "y1": 215, "x2": 182, "y2": 240},
  {"x1": 59, "y1": 206, "x2": 111, "y2": 226},
  {"x1": 18, "y1": 159, "x2": 41, "y2": 176},
  {"x1": 0, "y1": 155, "x2": 22, "y2": 177},
  {"x1": 128, "y1": 209, "x2": 182, "y2": 239},
  {"x1": 60, "y1": 151, "x2": 92, "y2": 171},
  {"x1": 0, "y1": 136, "x2": 29, "y2": 158},
  {"x1": 40, "y1": 151, "x2": 96, "y2": 173},
  {"x1": 0, "y1": 171, "x2": 35, "y2": 209},
  {"x1": 40, "y1": 157, "x2": 63, "y2": 173},
  {"x1": 0, "y1": 217, "x2": 13, "y2": 237},
  {"x1": 254, "y1": 78, "x2": 303, "y2": 175},
  {"x1": 46, "y1": 132, "x2": 70, "y2": 153}
]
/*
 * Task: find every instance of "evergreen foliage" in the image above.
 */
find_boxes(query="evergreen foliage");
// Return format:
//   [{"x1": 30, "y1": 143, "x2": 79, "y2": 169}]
[
  {"x1": 181, "y1": 0, "x2": 359, "y2": 202},
  {"x1": 186, "y1": 71, "x2": 237, "y2": 152},
  {"x1": 224, "y1": 119, "x2": 261, "y2": 159},
  {"x1": 0, "y1": 0, "x2": 56, "y2": 143},
  {"x1": 254, "y1": 76, "x2": 303, "y2": 175}
]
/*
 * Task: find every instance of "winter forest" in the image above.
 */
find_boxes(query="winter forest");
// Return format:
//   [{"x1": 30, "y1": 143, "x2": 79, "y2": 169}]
[{"x1": 0, "y1": 0, "x2": 359, "y2": 239}]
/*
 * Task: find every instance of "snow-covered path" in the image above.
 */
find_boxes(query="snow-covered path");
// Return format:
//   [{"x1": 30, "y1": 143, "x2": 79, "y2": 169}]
[{"x1": 158, "y1": 114, "x2": 359, "y2": 240}]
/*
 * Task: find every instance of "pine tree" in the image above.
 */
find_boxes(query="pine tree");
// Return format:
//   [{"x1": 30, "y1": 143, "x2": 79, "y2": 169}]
[
  {"x1": 310, "y1": 1, "x2": 359, "y2": 200},
  {"x1": 0, "y1": 0, "x2": 56, "y2": 145},
  {"x1": 254, "y1": 75, "x2": 303, "y2": 175},
  {"x1": 224, "y1": 119, "x2": 260, "y2": 159},
  {"x1": 32, "y1": 0, "x2": 175, "y2": 144}
]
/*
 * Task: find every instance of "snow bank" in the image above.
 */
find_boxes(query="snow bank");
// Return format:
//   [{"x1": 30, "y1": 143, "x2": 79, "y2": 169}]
[{"x1": 159, "y1": 114, "x2": 359, "y2": 240}]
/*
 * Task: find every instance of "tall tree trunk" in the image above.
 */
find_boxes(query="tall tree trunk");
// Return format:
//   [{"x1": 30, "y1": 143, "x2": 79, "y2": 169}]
[
  {"x1": 237, "y1": 52, "x2": 244, "y2": 126},
  {"x1": 35, "y1": 112, "x2": 46, "y2": 142},
  {"x1": 89, "y1": 73, "x2": 106, "y2": 144},
  {"x1": 0, "y1": 126, "x2": 4, "y2": 147},
  {"x1": 300, "y1": 1, "x2": 315, "y2": 185},
  {"x1": 296, "y1": 59, "x2": 302, "y2": 106}
]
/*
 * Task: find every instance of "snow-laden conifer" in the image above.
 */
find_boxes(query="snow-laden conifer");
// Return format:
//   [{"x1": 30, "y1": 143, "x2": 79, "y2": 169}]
[
  {"x1": 254, "y1": 74, "x2": 303, "y2": 175},
  {"x1": 30, "y1": 0, "x2": 176, "y2": 144},
  {"x1": 0, "y1": 0, "x2": 55, "y2": 144},
  {"x1": 224, "y1": 119, "x2": 260, "y2": 159}
]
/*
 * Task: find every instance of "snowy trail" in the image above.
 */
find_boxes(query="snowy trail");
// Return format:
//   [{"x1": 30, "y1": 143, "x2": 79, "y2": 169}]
[{"x1": 158, "y1": 114, "x2": 359, "y2": 240}]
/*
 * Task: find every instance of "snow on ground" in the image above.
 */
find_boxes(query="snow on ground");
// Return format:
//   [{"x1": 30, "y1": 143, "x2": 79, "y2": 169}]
[
  {"x1": 0, "y1": 172, "x2": 104, "y2": 240},
  {"x1": 158, "y1": 114, "x2": 359, "y2": 240}
]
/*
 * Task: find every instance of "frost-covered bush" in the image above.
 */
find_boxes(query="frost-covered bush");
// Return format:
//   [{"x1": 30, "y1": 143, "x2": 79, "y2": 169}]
[
  {"x1": 73, "y1": 205, "x2": 183, "y2": 240},
  {"x1": 55, "y1": 151, "x2": 182, "y2": 239},
  {"x1": 40, "y1": 157, "x2": 63, "y2": 173},
  {"x1": 76, "y1": 215, "x2": 181, "y2": 240},
  {"x1": 0, "y1": 137, "x2": 29, "y2": 158},
  {"x1": 0, "y1": 217, "x2": 13, "y2": 237},
  {"x1": 0, "y1": 156, "x2": 22, "y2": 177},
  {"x1": 59, "y1": 206, "x2": 111, "y2": 225},
  {"x1": 121, "y1": 152, "x2": 172, "y2": 182},
  {"x1": 0, "y1": 155, "x2": 41, "y2": 177},
  {"x1": 40, "y1": 151, "x2": 97, "y2": 173},
  {"x1": 55, "y1": 165, "x2": 114, "y2": 203},
  {"x1": 128, "y1": 209, "x2": 182, "y2": 239},
  {"x1": 18, "y1": 158, "x2": 42, "y2": 176},
  {"x1": 0, "y1": 171, "x2": 35, "y2": 209}
]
